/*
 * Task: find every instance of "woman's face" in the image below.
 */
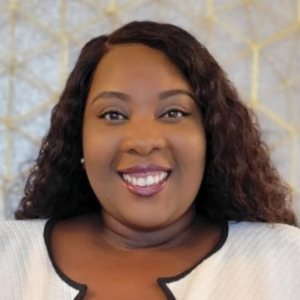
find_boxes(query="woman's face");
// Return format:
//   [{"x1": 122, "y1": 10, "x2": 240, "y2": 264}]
[{"x1": 83, "y1": 44, "x2": 206, "y2": 230}]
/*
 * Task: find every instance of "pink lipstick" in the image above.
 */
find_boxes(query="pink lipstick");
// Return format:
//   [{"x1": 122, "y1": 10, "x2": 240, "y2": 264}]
[{"x1": 118, "y1": 165, "x2": 171, "y2": 197}]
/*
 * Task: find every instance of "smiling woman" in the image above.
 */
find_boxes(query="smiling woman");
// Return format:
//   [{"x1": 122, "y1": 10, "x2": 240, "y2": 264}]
[
  {"x1": 1, "y1": 21, "x2": 300, "y2": 300},
  {"x1": 82, "y1": 43, "x2": 205, "y2": 231}
]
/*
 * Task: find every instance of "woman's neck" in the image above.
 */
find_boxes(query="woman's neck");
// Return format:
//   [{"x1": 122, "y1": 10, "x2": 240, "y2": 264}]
[{"x1": 98, "y1": 208, "x2": 200, "y2": 251}]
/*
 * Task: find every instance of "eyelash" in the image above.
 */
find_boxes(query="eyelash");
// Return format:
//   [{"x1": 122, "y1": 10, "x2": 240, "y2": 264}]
[
  {"x1": 99, "y1": 111, "x2": 127, "y2": 121},
  {"x1": 162, "y1": 109, "x2": 191, "y2": 118},
  {"x1": 99, "y1": 109, "x2": 191, "y2": 121}
]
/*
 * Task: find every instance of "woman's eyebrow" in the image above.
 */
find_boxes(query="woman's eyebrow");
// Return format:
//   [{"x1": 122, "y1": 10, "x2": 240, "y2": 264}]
[
  {"x1": 159, "y1": 89, "x2": 195, "y2": 101},
  {"x1": 91, "y1": 89, "x2": 195, "y2": 104},
  {"x1": 91, "y1": 91, "x2": 129, "y2": 104}
]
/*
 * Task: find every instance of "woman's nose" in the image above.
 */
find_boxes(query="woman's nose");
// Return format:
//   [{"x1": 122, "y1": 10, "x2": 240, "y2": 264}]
[{"x1": 120, "y1": 120, "x2": 167, "y2": 156}]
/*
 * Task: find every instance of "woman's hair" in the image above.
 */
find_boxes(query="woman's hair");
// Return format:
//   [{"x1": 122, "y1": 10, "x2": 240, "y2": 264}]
[{"x1": 15, "y1": 21, "x2": 297, "y2": 225}]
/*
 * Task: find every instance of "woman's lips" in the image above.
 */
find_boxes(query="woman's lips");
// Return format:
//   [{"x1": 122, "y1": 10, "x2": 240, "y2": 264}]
[{"x1": 119, "y1": 172, "x2": 170, "y2": 197}]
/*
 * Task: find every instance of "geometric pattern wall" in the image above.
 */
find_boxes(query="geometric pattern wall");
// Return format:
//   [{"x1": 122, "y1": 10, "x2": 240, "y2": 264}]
[{"x1": 0, "y1": 0, "x2": 299, "y2": 220}]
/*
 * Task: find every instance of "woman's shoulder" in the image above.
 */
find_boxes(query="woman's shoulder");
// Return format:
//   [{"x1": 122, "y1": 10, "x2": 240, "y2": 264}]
[
  {"x1": 0, "y1": 218, "x2": 48, "y2": 231},
  {"x1": 228, "y1": 220, "x2": 300, "y2": 237},
  {"x1": 0, "y1": 219, "x2": 48, "y2": 246},
  {"x1": 0, "y1": 219, "x2": 50, "y2": 281},
  {"x1": 226, "y1": 221, "x2": 300, "y2": 254}
]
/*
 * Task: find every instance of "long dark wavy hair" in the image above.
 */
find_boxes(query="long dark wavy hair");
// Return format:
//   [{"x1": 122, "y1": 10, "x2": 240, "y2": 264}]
[{"x1": 15, "y1": 21, "x2": 297, "y2": 225}]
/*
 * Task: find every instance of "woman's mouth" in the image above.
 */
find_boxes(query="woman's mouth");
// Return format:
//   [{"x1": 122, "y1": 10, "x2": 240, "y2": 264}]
[{"x1": 119, "y1": 171, "x2": 171, "y2": 197}]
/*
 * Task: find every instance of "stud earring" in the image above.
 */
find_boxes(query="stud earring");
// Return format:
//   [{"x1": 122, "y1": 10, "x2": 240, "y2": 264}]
[{"x1": 80, "y1": 158, "x2": 84, "y2": 164}]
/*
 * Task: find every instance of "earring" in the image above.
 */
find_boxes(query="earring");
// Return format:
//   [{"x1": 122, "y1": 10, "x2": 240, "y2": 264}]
[{"x1": 80, "y1": 158, "x2": 84, "y2": 164}]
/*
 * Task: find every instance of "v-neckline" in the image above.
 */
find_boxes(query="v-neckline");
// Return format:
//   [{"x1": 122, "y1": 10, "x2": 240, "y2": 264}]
[{"x1": 43, "y1": 218, "x2": 229, "y2": 300}]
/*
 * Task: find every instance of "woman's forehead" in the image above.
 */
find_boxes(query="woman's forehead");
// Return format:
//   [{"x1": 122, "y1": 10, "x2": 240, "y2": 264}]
[{"x1": 87, "y1": 44, "x2": 192, "y2": 99}]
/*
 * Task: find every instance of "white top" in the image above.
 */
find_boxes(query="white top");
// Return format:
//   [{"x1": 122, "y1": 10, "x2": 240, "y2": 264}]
[{"x1": 1, "y1": 219, "x2": 300, "y2": 300}]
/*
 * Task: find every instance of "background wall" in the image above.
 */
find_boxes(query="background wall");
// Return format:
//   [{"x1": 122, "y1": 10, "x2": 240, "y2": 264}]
[{"x1": 0, "y1": 0, "x2": 299, "y2": 220}]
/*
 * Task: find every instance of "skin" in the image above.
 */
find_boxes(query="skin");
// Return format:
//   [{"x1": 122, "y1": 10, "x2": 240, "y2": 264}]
[
  {"x1": 83, "y1": 44, "x2": 206, "y2": 245},
  {"x1": 51, "y1": 44, "x2": 222, "y2": 300}
]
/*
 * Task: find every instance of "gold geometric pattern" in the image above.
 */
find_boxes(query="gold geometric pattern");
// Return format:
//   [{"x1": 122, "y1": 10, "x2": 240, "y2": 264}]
[{"x1": 0, "y1": 0, "x2": 299, "y2": 220}]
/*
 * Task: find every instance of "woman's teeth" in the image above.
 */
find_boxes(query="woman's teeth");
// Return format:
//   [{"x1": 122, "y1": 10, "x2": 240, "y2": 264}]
[{"x1": 122, "y1": 172, "x2": 168, "y2": 187}]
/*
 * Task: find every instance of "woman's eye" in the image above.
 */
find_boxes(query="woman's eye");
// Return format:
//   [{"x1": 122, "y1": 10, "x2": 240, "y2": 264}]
[
  {"x1": 99, "y1": 111, "x2": 126, "y2": 120},
  {"x1": 162, "y1": 109, "x2": 190, "y2": 118}
]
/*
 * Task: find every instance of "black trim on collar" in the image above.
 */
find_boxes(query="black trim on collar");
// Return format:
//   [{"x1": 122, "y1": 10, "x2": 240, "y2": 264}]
[
  {"x1": 44, "y1": 218, "x2": 87, "y2": 300},
  {"x1": 44, "y1": 218, "x2": 228, "y2": 300},
  {"x1": 157, "y1": 221, "x2": 229, "y2": 299}
]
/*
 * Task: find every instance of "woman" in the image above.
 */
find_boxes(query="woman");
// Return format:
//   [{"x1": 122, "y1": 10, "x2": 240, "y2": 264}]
[{"x1": 1, "y1": 21, "x2": 299, "y2": 300}]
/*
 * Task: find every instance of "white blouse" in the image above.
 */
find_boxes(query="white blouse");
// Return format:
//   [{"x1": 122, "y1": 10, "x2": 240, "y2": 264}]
[{"x1": 1, "y1": 218, "x2": 300, "y2": 300}]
